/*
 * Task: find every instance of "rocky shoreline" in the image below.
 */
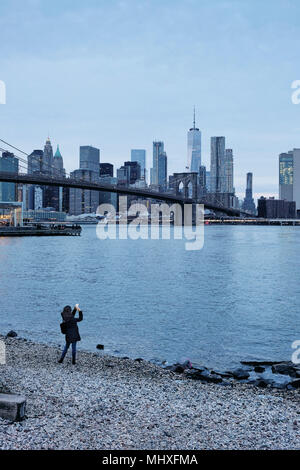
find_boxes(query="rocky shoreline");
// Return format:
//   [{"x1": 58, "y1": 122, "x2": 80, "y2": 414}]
[
  {"x1": 0, "y1": 335, "x2": 300, "y2": 449},
  {"x1": 165, "y1": 359, "x2": 300, "y2": 390}
]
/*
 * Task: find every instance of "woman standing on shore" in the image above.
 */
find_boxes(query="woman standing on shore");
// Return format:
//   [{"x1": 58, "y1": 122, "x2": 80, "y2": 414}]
[{"x1": 59, "y1": 304, "x2": 83, "y2": 365}]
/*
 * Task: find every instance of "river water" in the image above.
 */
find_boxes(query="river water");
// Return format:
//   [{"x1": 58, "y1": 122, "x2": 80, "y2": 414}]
[{"x1": 0, "y1": 225, "x2": 299, "y2": 370}]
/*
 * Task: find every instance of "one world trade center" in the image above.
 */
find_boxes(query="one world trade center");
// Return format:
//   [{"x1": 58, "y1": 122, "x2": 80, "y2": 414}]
[{"x1": 187, "y1": 108, "x2": 201, "y2": 173}]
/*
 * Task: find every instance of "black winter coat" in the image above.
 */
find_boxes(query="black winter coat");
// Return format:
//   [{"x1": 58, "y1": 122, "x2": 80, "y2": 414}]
[{"x1": 62, "y1": 308, "x2": 83, "y2": 343}]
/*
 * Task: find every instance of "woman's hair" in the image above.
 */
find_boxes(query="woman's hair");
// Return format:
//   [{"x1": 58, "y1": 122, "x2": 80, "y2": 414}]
[{"x1": 62, "y1": 305, "x2": 73, "y2": 321}]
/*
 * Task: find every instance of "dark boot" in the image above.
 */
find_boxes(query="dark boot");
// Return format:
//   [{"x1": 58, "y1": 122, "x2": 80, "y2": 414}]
[
  {"x1": 72, "y1": 354, "x2": 76, "y2": 365},
  {"x1": 58, "y1": 357, "x2": 64, "y2": 363}
]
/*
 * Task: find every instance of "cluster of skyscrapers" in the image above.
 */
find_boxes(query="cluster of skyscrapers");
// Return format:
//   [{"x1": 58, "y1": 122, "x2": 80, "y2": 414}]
[
  {"x1": 0, "y1": 111, "x2": 253, "y2": 220},
  {"x1": 5, "y1": 109, "x2": 300, "y2": 221}
]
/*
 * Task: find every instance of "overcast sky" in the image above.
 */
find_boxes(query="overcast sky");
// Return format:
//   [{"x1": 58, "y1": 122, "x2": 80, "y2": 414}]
[{"x1": 1, "y1": 0, "x2": 300, "y2": 198}]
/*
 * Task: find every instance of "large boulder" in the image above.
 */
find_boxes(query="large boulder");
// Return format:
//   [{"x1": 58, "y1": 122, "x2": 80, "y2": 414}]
[{"x1": 271, "y1": 362, "x2": 300, "y2": 377}]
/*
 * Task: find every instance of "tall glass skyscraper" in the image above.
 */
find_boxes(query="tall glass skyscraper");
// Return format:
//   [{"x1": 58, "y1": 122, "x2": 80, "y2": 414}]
[
  {"x1": 224, "y1": 149, "x2": 234, "y2": 194},
  {"x1": 80, "y1": 146, "x2": 100, "y2": 173},
  {"x1": 0, "y1": 151, "x2": 19, "y2": 202},
  {"x1": 69, "y1": 145, "x2": 100, "y2": 215},
  {"x1": 28, "y1": 150, "x2": 43, "y2": 174},
  {"x1": 187, "y1": 108, "x2": 201, "y2": 172},
  {"x1": 206, "y1": 171, "x2": 211, "y2": 192},
  {"x1": 199, "y1": 165, "x2": 207, "y2": 197},
  {"x1": 27, "y1": 149, "x2": 44, "y2": 210},
  {"x1": 151, "y1": 141, "x2": 165, "y2": 186},
  {"x1": 279, "y1": 152, "x2": 293, "y2": 201},
  {"x1": 131, "y1": 149, "x2": 146, "y2": 180},
  {"x1": 279, "y1": 148, "x2": 300, "y2": 211},
  {"x1": 242, "y1": 172, "x2": 256, "y2": 214},
  {"x1": 210, "y1": 137, "x2": 225, "y2": 193},
  {"x1": 158, "y1": 152, "x2": 167, "y2": 189}
]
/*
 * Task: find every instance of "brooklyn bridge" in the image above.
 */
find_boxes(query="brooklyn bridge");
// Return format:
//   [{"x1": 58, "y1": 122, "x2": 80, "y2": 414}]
[{"x1": 0, "y1": 170, "x2": 249, "y2": 218}]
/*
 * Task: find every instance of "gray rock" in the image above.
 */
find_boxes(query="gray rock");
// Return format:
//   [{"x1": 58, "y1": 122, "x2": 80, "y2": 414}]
[
  {"x1": 227, "y1": 368, "x2": 250, "y2": 380},
  {"x1": 185, "y1": 369, "x2": 222, "y2": 383},
  {"x1": 253, "y1": 378, "x2": 273, "y2": 388},
  {"x1": 289, "y1": 379, "x2": 300, "y2": 389},
  {"x1": 211, "y1": 370, "x2": 233, "y2": 378},
  {"x1": 165, "y1": 364, "x2": 185, "y2": 373},
  {"x1": 6, "y1": 330, "x2": 17, "y2": 338}
]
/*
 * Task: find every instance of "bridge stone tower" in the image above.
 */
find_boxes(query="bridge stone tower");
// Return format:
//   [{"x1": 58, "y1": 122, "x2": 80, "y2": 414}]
[{"x1": 170, "y1": 172, "x2": 198, "y2": 200}]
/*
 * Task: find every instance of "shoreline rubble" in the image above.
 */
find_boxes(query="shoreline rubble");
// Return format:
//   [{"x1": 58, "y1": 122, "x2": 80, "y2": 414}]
[{"x1": 0, "y1": 335, "x2": 300, "y2": 450}]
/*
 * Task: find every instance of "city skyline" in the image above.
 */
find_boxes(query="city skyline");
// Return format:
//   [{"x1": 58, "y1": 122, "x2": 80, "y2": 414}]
[
  {"x1": 1, "y1": 0, "x2": 300, "y2": 199},
  {"x1": 8, "y1": 128, "x2": 293, "y2": 202}
]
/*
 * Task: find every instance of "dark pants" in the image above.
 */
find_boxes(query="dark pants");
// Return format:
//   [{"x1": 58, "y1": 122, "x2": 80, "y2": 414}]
[{"x1": 61, "y1": 341, "x2": 77, "y2": 359}]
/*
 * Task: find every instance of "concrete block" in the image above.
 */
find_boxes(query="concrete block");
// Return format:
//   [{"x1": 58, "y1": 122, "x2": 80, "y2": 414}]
[{"x1": 0, "y1": 393, "x2": 26, "y2": 421}]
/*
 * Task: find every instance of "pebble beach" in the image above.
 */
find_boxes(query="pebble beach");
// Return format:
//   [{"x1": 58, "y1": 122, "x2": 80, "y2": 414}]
[{"x1": 0, "y1": 335, "x2": 300, "y2": 450}]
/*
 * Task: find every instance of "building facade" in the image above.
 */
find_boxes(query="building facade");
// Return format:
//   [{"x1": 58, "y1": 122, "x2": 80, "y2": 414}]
[
  {"x1": 80, "y1": 146, "x2": 100, "y2": 173},
  {"x1": 206, "y1": 171, "x2": 211, "y2": 192},
  {"x1": 43, "y1": 138, "x2": 54, "y2": 175},
  {"x1": 210, "y1": 137, "x2": 225, "y2": 193},
  {"x1": 157, "y1": 152, "x2": 167, "y2": 189},
  {"x1": 23, "y1": 209, "x2": 67, "y2": 222},
  {"x1": 131, "y1": 149, "x2": 146, "y2": 180},
  {"x1": 242, "y1": 172, "x2": 256, "y2": 214},
  {"x1": 69, "y1": 145, "x2": 100, "y2": 215},
  {"x1": 151, "y1": 141, "x2": 164, "y2": 186},
  {"x1": 0, "y1": 151, "x2": 19, "y2": 203},
  {"x1": 117, "y1": 161, "x2": 141, "y2": 185},
  {"x1": 258, "y1": 197, "x2": 296, "y2": 218},
  {"x1": 53, "y1": 145, "x2": 65, "y2": 176},
  {"x1": 27, "y1": 150, "x2": 43, "y2": 210},
  {"x1": 278, "y1": 149, "x2": 300, "y2": 211},
  {"x1": 279, "y1": 152, "x2": 293, "y2": 201},
  {"x1": 198, "y1": 165, "x2": 207, "y2": 197},
  {"x1": 99, "y1": 176, "x2": 118, "y2": 210},
  {"x1": 69, "y1": 169, "x2": 100, "y2": 215},
  {"x1": 224, "y1": 149, "x2": 234, "y2": 194},
  {"x1": 151, "y1": 142, "x2": 167, "y2": 189},
  {"x1": 28, "y1": 149, "x2": 43, "y2": 174},
  {"x1": 41, "y1": 138, "x2": 57, "y2": 208},
  {"x1": 100, "y1": 163, "x2": 113, "y2": 177}
]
